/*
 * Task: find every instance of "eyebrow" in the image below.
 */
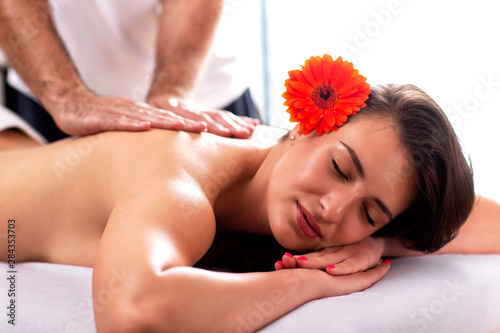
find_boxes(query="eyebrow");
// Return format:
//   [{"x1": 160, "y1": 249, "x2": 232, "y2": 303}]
[
  {"x1": 340, "y1": 141, "x2": 365, "y2": 177},
  {"x1": 340, "y1": 141, "x2": 394, "y2": 221}
]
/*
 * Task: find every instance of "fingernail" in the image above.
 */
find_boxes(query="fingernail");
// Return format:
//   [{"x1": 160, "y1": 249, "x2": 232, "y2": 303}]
[
  {"x1": 284, "y1": 252, "x2": 293, "y2": 258},
  {"x1": 326, "y1": 265, "x2": 336, "y2": 270},
  {"x1": 297, "y1": 256, "x2": 308, "y2": 261},
  {"x1": 276, "y1": 260, "x2": 284, "y2": 266},
  {"x1": 384, "y1": 259, "x2": 391, "y2": 265}
]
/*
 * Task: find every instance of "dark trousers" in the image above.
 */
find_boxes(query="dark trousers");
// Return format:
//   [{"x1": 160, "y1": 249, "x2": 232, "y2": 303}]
[{"x1": 5, "y1": 79, "x2": 260, "y2": 142}]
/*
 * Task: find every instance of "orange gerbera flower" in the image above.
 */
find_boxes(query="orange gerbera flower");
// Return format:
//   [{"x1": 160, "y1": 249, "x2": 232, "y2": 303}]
[{"x1": 282, "y1": 55, "x2": 371, "y2": 136}]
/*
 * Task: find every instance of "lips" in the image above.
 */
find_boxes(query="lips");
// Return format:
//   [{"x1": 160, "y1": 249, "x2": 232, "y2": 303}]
[{"x1": 296, "y1": 202, "x2": 322, "y2": 238}]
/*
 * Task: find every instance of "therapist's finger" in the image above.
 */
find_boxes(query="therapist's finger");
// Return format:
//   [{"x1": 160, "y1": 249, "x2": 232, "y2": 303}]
[
  {"x1": 144, "y1": 110, "x2": 208, "y2": 133},
  {"x1": 212, "y1": 110, "x2": 257, "y2": 130},
  {"x1": 78, "y1": 111, "x2": 184, "y2": 135},
  {"x1": 82, "y1": 113, "x2": 152, "y2": 133},
  {"x1": 238, "y1": 116, "x2": 261, "y2": 126},
  {"x1": 203, "y1": 111, "x2": 254, "y2": 139},
  {"x1": 147, "y1": 96, "x2": 258, "y2": 138},
  {"x1": 125, "y1": 102, "x2": 208, "y2": 133},
  {"x1": 147, "y1": 99, "x2": 232, "y2": 137},
  {"x1": 51, "y1": 93, "x2": 209, "y2": 136},
  {"x1": 170, "y1": 108, "x2": 235, "y2": 138}
]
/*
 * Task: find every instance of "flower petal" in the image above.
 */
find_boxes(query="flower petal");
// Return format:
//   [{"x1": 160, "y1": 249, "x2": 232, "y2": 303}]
[
  {"x1": 282, "y1": 54, "x2": 371, "y2": 136},
  {"x1": 301, "y1": 62, "x2": 318, "y2": 86},
  {"x1": 289, "y1": 80, "x2": 314, "y2": 95}
]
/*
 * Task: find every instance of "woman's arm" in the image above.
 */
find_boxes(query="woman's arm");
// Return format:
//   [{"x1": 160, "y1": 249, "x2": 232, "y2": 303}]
[
  {"x1": 93, "y1": 185, "x2": 389, "y2": 333},
  {"x1": 384, "y1": 195, "x2": 500, "y2": 256}
]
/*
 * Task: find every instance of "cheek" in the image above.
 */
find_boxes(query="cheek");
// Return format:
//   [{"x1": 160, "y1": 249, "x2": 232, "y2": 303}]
[
  {"x1": 267, "y1": 153, "x2": 308, "y2": 197},
  {"x1": 266, "y1": 165, "x2": 292, "y2": 205},
  {"x1": 330, "y1": 222, "x2": 375, "y2": 245},
  {"x1": 273, "y1": 154, "x2": 328, "y2": 192}
]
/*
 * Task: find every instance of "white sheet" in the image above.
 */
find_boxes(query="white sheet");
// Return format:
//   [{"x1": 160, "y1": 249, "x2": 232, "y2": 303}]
[
  {"x1": 260, "y1": 255, "x2": 500, "y2": 333},
  {"x1": 1, "y1": 255, "x2": 500, "y2": 333},
  {"x1": 0, "y1": 105, "x2": 46, "y2": 144}
]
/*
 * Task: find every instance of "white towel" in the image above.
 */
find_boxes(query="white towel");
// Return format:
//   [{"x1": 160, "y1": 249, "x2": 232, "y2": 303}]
[{"x1": 0, "y1": 105, "x2": 46, "y2": 144}]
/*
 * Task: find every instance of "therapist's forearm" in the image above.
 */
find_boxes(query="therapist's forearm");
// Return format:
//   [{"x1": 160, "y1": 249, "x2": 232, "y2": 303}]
[
  {"x1": 147, "y1": 0, "x2": 224, "y2": 100},
  {"x1": 0, "y1": 0, "x2": 86, "y2": 109}
]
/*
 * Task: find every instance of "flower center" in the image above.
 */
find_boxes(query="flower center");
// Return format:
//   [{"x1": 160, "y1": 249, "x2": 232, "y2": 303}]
[{"x1": 312, "y1": 84, "x2": 338, "y2": 109}]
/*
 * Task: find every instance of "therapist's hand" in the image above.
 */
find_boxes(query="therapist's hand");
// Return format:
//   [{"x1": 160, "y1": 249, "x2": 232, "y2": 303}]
[
  {"x1": 48, "y1": 88, "x2": 213, "y2": 136},
  {"x1": 147, "y1": 94, "x2": 259, "y2": 139}
]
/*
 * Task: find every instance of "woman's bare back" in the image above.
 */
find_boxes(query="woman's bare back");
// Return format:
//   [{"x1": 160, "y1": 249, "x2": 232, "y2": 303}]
[{"x1": 0, "y1": 129, "x2": 262, "y2": 266}]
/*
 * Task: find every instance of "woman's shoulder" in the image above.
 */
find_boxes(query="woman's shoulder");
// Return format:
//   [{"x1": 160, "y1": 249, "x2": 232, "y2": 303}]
[
  {"x1": 96, "y1": 129, "x2": 233, "y2": 157},
  {"x1": 90, "y1": 129, "x2": 259, "y2": 198}
]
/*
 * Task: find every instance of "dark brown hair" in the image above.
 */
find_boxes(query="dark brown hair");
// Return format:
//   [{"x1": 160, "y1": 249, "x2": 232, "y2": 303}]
[{"x1": 357, "y1": 84, "x2": 475, "y2": 253}]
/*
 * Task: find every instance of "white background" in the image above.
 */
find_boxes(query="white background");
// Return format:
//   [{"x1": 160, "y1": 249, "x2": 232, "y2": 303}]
[{"x1": 259, "y1": 0, "x2": 500, "y2": 201}]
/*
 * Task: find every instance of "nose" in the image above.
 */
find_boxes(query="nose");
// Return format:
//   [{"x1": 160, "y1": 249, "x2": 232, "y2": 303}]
[{"x1": 319, "y1": 189, "x2": 360, "y2": 224}]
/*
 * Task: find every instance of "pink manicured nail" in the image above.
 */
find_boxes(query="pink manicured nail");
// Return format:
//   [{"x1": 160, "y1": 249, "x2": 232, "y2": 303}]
[
  {"x1": 297, "y1": 256, "x2": 308, "y2": 261},
  {"x1": 276, "y1": 260, "x2": 284, "y2": 266},
  {"x1": 384, "y1": 259, "x2": 391, "y2": 265},
  {"x1": 326, "y1": 265, "x2": 336, "y2": 270},
  {"x1": 284, "y1": 252, "x2": 293, "y2": 258}
]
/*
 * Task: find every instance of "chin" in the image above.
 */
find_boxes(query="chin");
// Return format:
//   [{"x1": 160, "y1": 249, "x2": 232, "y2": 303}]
[
  {"x1": 267, "y1": 201, "x2": 309, "y2": 251},
  {"x1": 272, "y1": 231, "x2": 309, "y2": 252},
  {"x1": 269, "y1": 223, "x2": 298, "y2": 251}
]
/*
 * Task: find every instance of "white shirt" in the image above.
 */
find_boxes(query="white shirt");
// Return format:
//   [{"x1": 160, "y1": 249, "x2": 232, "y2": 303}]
[{"x1": 7, "y1": 0, "x2": 252, "y2": 109}]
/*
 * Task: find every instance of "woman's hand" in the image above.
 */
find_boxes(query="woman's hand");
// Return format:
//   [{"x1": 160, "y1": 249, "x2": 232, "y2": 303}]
[
  {"x1": 275, "y1": 236, "x2": 388, "y2": 275},
  {"x1": 304, "y1": 260, "x2": 391, "y2": 299}
]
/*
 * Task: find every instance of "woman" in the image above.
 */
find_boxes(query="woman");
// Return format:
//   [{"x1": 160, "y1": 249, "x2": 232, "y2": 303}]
[{"x1": 1, "y1": 82, "x2": 499, "y2": 333}]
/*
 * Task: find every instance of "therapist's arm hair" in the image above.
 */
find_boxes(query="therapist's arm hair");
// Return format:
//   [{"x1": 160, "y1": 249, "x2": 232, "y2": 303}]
[
  {"x1": 0, "y1": 0, "x2": 86, "y2": 110},
  {"x1": 146, "y1": 0, "x2": 257, "y2": 139},
  {"x1": 147, "y1": 0, "x2": 224, "y2": 101},
  {"x1": 0, "y1": 0, "x2": 153, "y2": 135},
  {"x1": 0, "y1": 0, "x2": 208, "y2": 137}
]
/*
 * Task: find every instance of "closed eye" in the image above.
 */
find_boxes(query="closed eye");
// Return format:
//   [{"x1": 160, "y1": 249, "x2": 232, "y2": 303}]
[
  {"x1": 331, "y1": 159, "x2": 348, "y2": 181},
  {"x1": 362, "y1": 203, "x2": 376, "y2": 227}
]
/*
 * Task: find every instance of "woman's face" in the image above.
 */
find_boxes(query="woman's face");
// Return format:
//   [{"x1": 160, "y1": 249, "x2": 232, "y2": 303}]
[{"x1": 266, "y1": 117, "x2": 416, "y2": 252}]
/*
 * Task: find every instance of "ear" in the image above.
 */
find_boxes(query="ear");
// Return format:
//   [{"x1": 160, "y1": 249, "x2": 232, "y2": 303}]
[{"x1": 289, "y1": 124, "x2": 305, "y2": 143}]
